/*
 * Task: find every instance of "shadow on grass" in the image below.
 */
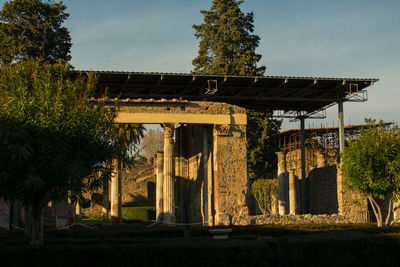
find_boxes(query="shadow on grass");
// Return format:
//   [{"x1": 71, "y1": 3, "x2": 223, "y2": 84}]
[{"x1": 2, "y1": 223, "x2": 400, "y2": 266}]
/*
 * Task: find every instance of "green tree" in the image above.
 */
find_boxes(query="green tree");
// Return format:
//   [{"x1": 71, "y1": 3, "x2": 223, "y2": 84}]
[
  {"x1": 341, "y1": 120, "x2": 400, "y2": 227},
  {"x1": 109, "y1": 123, "x2": 145, "y2": 224},
  {"x1": 113, "y1": 123, "x2": 145, "y2": 163},
  {"x1": 251, "y1": 178, "x2": 278, "y2": 214},
  {"x1": 247, "y1": 111, "x2": 282, "y2": 179},
  {"x1": 193, "y1": 0, "x2": 280, "y2": 178},
  {"x1": 0, "y1": 0, "x2": 71, "y2": 64},
  {"x1": 0, "y1": 59, "x2": 119, "y2": 245},
  {"x1": 192, "y1": 0, "x2": 266, "y2": 76}
]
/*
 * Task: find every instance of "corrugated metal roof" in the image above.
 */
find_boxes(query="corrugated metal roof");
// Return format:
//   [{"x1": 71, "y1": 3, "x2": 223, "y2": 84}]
[
  {"x1": 76, "y1": 70, "x2": 378, "y2": 118},
  {"x1": 76, "y1": 70, "x2": 378, "y2": 82}
]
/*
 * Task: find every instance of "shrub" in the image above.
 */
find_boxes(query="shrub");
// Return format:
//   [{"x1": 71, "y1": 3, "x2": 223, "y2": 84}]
[
  {"x1": 251, "y1": 178, "x2": 278, "y2": 215},
  {"x1": 122, "y1": 207, "x2": 156, "y2": 222}
]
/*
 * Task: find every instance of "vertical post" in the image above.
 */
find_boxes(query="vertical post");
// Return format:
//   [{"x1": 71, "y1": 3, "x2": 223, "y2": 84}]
[
  {"x1": 277, "y1": 151, "x2": 288, "y2": 215},
  {"x1": 289, "y1": 171, "x2": 296, "y2": 214},
  {"x1": 179, "y1": 126, "x2": 184, "y2": 224},
  {"x1": 300, "y1": 117, "x2": 308, "y2": 214},
  {"x1": 111, "y1": 158, "x2": 122, "y2": 224},
  {"x1": 75, "y1": 199, "x2": 81, "y2": 221},
  {"x1": 207, "y1": 135, "x2": 213, "y2": 226},
  {"x1": 202, "y1": 126, "x2": 209, "y2": 225},
  {"x1": 338, "y1": 101, "x2": 345, "y2": 154},
  {"x1": 212, "y1": 126, "x2": 219, "y2": 225},
  {"x1": 156, "y1": 152, "x2": 164, "y2": 221},
  {"x1": 102, "y1": 177, "x2": 110, "y2": 221},
  {"x1": 316, "y1": 150, "x2": 325, "y2": 168},
  {"x1": 337, "y1": 101, "x2": 345, "y2": 215},
  {"x1": 163, "y1": 124, "x2": 175, "y2": 224}
]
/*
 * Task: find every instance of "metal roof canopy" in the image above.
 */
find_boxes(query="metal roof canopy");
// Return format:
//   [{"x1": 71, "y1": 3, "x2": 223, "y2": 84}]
[{"x1": 82, "y1": 71, "x2": 378, "y2": 120}]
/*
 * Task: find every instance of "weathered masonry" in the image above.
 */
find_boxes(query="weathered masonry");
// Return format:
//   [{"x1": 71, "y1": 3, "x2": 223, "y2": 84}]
[
  {"x1": 90, "y1": 72, "x2": 378, "y2": 225},
  {"x1": 1, "y1": 72, "x2": 380, "y2": 230},
  {"x1": 277, "y1": 126, "x2": 372, "y2": 222},
  {"x1": 114, "y1": 99, "x2": 248, "y2": 225},
  {"x1": 37, "y1": 72, "x2": 376, "y2": 228}
]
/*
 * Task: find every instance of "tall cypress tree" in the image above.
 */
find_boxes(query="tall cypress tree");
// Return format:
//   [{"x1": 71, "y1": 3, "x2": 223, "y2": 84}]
[
  {"x1": 192, "y1": 0, "x2": 266, "y2": 76},
  {"x1": 193, "y1": 0, "x2": 281, "y2": 179},
  {"x1": 0, "y1": 0, "x2": 72, "y2": 64}
]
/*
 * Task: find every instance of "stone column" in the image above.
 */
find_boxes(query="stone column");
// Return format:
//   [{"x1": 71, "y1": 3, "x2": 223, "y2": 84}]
[
  {"x1": 300, "y1": 117, "x2": 308, "y2": 214},
  {"x1": 75, "y1": 199, "x2": 81, "y2": 221},
  {"x1": 163, "y1": 124, "x2": 175, "y2": 224},
  {"x1": 316, "y1": 150, "x2": 325, "y2": 168},
  {"x1": 394, "y1": 200, "x2": 400, "y2": 222},
  {"x1": 56, "y1": 197, "x2": 73, "y2": 229},
  {"x1": 102, "y1": 178, "x2": 110, "y2": 220},
  {"x1": 156, "y1": 152, "x2": 164, "y2": 221},
  {"x1": 277, "y1": 151, "x2": 288, "y2": 215},
  {"x1": 289, "y1": 171, "x2": 296, "y2": 215},
  {"x1": 110, "y1": 159, "x2": 122, "y2": 224}
]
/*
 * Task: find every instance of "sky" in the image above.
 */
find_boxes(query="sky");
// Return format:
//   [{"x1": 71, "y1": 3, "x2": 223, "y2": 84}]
[{"x1": 2, "y1": 0, "x2": 399, "y2": 130}]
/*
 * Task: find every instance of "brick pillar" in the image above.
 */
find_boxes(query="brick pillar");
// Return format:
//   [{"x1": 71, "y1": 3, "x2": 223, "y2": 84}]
[
  {"x1": 111, "y1": 159, "x2": 122, "y2": 224},
  {"x1": 289, "y1": 171, "x2": 296, "y2": 215},
  {"x1": 156, "y1": 152, "x2": 164, "y2": 221},
  {"x1": 163, "y1": 124, "x2": 175, "y2": 224},
  {"x1": 277, "y1": 151, "x2": 288, "y2": 215}
]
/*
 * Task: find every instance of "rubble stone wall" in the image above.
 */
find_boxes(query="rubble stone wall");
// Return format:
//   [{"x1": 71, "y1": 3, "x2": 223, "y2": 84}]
[
  {"x1": 215, "y1": 124, "x2": 249, "y2": 225},
  {"x1": 280, "y1": 147, "x2": 370, "y2": 222},
  {"x1": 232, "y1": 214, "x2": 352, "y2": 226},
  {"x1": 308, "y1": 166, "x2": 338, "y2": 215}
]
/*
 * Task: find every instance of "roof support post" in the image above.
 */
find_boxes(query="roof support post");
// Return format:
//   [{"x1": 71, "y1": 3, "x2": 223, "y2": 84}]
[
  {"x1": 300, "y1": 117, "x2": 308, "y2": 214},
  {"x1": 337, "y1": 101, "x2": 345, "y2": 215},
  {"x1": 338, "y1": 101, "x2": 345, "y2": 154}
]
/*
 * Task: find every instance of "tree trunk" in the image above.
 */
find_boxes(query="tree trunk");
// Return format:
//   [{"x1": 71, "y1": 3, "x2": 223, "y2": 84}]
[
  {"x1": 368, "y1": 195, "x2": 383, "y2": 227},
  {"x1": 385, "y1": 199, "x2": 393, "y2": 226},
  {"x1": 29, "y1": 202, "x2": 44, "y2": 247}
]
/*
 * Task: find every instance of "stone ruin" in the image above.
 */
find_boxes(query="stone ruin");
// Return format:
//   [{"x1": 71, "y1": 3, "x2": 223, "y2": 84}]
[{"x1": 4, "y1": 72, "x2": 383, "y2": 229}]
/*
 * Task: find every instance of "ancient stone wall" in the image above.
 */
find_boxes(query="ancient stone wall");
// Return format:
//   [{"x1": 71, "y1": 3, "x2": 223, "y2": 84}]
[
  {"x1": 214, "y1": 124, "x2": 248, "y2": 225},
  {"x1": 121, "y1": 162, "x2": 155, "y2": 207},
  {"x1": 337, "y1": 167, "x2": 370, "y2": 222},
  {"x1": 232, "y1": 214, "x2": 352, "y2": 226},
  {"x1": 80, "y1": 162, "x2": 155, "y2": 218},
  {"x1": 308, "y1": 166, "x2": 338, "y2": 214},
  {"x1": 279, "y1": 147, "x2": 370, "y2": 222}
]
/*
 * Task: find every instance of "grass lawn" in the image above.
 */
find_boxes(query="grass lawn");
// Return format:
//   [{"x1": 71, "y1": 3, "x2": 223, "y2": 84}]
[{"x1": 1, "y1": 222, "x2": 400, "y2": 266}]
